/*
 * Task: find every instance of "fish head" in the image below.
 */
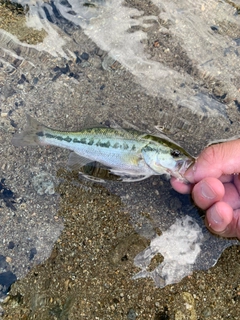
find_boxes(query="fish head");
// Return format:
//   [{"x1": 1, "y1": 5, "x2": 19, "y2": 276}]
[{"x1": 142, "y1": 143, "x2": 195, "y2": 181}]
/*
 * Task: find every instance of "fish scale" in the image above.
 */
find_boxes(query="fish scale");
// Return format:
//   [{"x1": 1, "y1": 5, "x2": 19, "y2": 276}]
[{"x1": 12, "y1": 115, "x2": 195, "y2": 182}]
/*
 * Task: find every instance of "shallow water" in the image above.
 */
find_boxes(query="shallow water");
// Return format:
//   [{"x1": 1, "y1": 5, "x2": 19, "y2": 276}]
[{"x1": 0, "y1": 0, "x2": 239, "y2": 318}]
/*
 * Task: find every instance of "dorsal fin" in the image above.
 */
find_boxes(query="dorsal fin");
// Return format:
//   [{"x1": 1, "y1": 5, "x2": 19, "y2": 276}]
[{"x1": 82, "y1": 115, "x2": 107, "y2": 129}]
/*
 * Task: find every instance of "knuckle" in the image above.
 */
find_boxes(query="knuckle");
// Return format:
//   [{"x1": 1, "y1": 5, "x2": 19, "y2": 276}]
[
  {"x1": 201, "y1": 144, "x2": 219, "y2": 165},
  {"x1": 201, "y1": 143, "x2": 227, "y2": 166}
]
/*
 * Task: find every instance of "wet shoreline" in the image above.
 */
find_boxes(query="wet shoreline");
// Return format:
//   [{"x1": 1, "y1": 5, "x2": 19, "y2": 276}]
[{"x1": 0, "y1": 0, "x2": 239, "y2": 318}]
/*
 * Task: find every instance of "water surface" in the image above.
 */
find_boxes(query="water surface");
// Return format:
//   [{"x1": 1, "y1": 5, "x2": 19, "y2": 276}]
[{"x1": 0, "y1": 0, "x2": 239, "y2": 318}]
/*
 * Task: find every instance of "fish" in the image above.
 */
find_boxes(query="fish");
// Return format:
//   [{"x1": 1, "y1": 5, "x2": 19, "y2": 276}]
[{"x1": 12, "y1": 115, "x2": 195, "y2": 182}]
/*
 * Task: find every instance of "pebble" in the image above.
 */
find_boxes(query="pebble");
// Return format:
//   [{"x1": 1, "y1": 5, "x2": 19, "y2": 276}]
[
  {"x1": 127, "y1": 308, "x2": 136, "y2": 320},
  {"x1": 202, "y1": 306, "x2": 212, "y2": 318},
  {"x1": 80, "y1": 52, "x2": 89, "y2": 60}
]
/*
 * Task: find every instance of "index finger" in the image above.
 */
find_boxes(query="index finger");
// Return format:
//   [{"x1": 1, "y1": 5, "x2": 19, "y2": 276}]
[{"x1": 185, "y1": 139, "x2": 240, "y2": 184}]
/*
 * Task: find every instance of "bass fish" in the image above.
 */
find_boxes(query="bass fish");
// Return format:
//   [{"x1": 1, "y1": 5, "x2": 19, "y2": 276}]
[{"x1": 12, "y1": 115, "x2": 194, "y2": 182}]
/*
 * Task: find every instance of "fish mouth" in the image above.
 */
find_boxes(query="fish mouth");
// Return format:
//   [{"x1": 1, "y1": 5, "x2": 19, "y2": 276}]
[
  {"x1": 172, "y1": 158, "x2": 195, "y2": 181},
  {"x1": 179, "y1": 159, "x2": 194, "y2": 174}
]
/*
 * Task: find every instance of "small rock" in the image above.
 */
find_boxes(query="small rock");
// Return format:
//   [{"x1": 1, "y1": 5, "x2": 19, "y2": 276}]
[
  {"x1": 127, "y1": 308, "x2": 136, "y2": 320},
  {"x1": 81, "y1": 52, "x2": 89, "y2": 60}
]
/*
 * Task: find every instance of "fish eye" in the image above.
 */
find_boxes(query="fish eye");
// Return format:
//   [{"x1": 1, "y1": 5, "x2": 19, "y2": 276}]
[{"x1": 171, "y1": 149, "x2": 181, "y2": 157}]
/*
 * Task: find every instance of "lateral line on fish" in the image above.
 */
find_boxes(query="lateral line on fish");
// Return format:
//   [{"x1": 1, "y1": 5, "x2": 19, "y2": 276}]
[{"x1": 41, "y1": 132, "x2": 137, "y2": 151}]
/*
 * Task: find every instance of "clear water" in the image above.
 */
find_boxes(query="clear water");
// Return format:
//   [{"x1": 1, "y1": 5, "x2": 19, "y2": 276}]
[{"x1": 0, "y1": 0, "x2": 239, "y2": 296}]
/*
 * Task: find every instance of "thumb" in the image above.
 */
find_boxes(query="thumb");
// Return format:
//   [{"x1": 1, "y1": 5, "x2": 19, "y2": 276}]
[{"x1": 185, "y1": 139, "x2": 240, "y2": 183}]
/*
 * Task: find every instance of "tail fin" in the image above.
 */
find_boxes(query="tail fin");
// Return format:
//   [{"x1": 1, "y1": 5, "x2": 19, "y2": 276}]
[{"x1": 12, "y1": 114, "x2": 47, "y2": 147}]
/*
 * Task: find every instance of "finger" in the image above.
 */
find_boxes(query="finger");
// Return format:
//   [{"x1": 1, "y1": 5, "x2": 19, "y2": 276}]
[
  {"x1": 205, "y1": 202, "x2": 240, "y2": 239},
  {"x1": 191, "y1": 177, "x2": 225, "y2": 210},
  {"x1": 233, "y1": 174, "x2": 240, "y2": 195},
  {"x1": 222, "y1": 182, "x2": 240, "y2": 210},
  {"x1": 170, "y1": 177, "x2": 193, "y2": 194},
  {"x1": 205, "y1": 201, "x2": 233, "y2": 234},
  {"x1": 184, "y1": 140, "x2": 240, "y2": 183},
  {"x1": 232, "y1": 209, "x2": 240, "y2": 239},
  {"x1": 219, "y1": 174, "x2": 233, "y2": 183}
]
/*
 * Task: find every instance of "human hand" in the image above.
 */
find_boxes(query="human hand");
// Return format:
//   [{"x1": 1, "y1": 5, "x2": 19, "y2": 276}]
[{"x1": 171, "y1": 139, "x2": 240, "y2": 240}]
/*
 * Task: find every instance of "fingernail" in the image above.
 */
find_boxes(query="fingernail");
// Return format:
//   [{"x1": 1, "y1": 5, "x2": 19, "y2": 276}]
[
  {"x1": 200, "y1": 181, "x2": 216, "y2": 199},
  {"x1": 209, "y1": 207, "x2": 223, "y2": 225}
]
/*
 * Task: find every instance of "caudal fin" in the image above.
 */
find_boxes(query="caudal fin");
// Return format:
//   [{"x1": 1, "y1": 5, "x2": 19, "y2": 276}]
[{"x1": 12, "y1": 114, "x2": 47, "y2": 147}]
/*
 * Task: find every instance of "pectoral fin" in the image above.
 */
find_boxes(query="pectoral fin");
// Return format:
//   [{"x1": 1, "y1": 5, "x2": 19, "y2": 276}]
[
  {"x1": 110, "y1": 169, "x2": 150, "y2": 182},
  {"x1": 68, "y1": 152, "x2": 93, "y2": 170}
]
